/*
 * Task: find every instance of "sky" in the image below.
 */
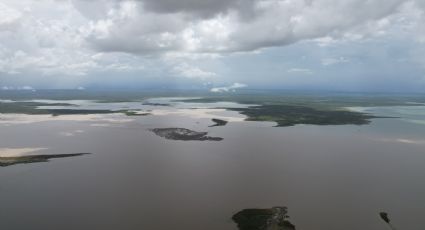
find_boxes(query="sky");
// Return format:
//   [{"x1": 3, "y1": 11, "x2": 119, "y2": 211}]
[{"x1": 1, "y1": 0, "x2": 425, "y2": 92}]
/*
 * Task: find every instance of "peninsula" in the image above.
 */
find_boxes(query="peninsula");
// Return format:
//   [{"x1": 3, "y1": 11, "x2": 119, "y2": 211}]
[{"x1": 0, "y1": 153, "x2": 91, "y2": 167}]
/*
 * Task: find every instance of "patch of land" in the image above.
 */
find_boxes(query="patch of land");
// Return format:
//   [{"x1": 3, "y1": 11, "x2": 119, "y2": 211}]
[
  {"x1": 149, "y1": 108, "x2": 245, "y2": 122},
  {"x1": 0, "y1": 113, "x2": 135, "y2": 125},
  {"x1": 142, "y1": 102, "x2": 171, "y2": 106},
  {"x1": 232, "y1": 206, "x2": 296, "y2": 230},
  {"x1": 178, "y1": 92, "x2": 425, "y2": 108},
  {"x1": 0, "y1": 153, "x2": 90, "y2": 167},
  {"x1": 178, "y1": 95, "x2": 389, "y2": 127},
  {"x1": 229, "y1": 104, "x2": 377, "y2": 127},
  {"x1": 209, "y1": 118, "x2": 228, "y2": 127},
  {"x1": 0, "y1": 101, "x2": 148, "y2": 117},
  {"x1": 2, "y1": 91, "x2": 422, "y2": 127},
  {"x1": 150, "y1": 128, "x2": 223, "y2": 141},
  {"x1": 121, "y1": 110, "x2": 151, "y2": 116}
]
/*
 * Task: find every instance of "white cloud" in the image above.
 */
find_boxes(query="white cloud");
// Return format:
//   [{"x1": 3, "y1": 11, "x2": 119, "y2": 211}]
[
  {"x1": 210, "y1": 82, "x2": 247, "y2": 92},
  {"x1": 287, "y1": 68, "x2": 313, "y2": 74},
  {"x1": 0, "y1": 0, "x2": 149, "y2": 78},
  {"x1": 0, "y1": 0, "x2": 425, "y2": 91},
  {"x1": 173, "y1": 63, "x2": 216, "y2": 79},
  {"x1": 1, "y1": 85, "x2": 34, "y2": 91},
  {"x1": 80, "y1": 0, "x2": 415, "y2": 55},
  {"x1": 321, "y1": 57, "x2": 349, "y2": 66},
  {"x1": 0, "y1": 2, "x2": 21, "y2": 31}
]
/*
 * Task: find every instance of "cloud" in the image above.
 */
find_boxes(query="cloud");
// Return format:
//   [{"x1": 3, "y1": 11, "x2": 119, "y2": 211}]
[
  {"x1": 287, "y1": 68, "x2": 313, "y2": 74},
  {"x1": 1, "y1": 85, "x2": 35, "y2": 91},
  {"x1": 0, "y1": 0, "x2": 149, "y2": 80},
  {"x1": 210, "y1": 82, "x2": 246, "y2": 92},
  {"x1": 0, "y1": 2, "x2": 21, "y2": 31},
  {"x1": 80, "y1": 0, "x2": 414, "y2": 55},
  {"x1": 1, "y1": 0, "x2": 425, "y2": 91},
  {"x1": 139, "y1": 0, "x2": 253, "y2": 19},
  {"x1": 321, "y1": 57, "x2": 349, "y2": 66},
  {"x1": 173, "y1": 63, "x2": 216, "y2": 79}
]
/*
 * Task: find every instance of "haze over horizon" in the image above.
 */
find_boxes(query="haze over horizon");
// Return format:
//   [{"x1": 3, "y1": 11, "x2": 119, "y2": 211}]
[{"x1": 1, "y1": 0, "x2": 425, "y2": 92}]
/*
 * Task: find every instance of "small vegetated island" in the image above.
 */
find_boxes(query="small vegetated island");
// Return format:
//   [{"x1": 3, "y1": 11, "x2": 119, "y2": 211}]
[
  {"x1": 232, "y1": 206, "x2": 296, "y2": 230},
  {"x1": 150, "y1": 128, "x2": 223, "y2": 141},
  {"x1": 0, "y1": 153, "x2": 91, "y2": 167},
  {"x1": 209, "y1": 118, "x2": 228, "y2": 127}
]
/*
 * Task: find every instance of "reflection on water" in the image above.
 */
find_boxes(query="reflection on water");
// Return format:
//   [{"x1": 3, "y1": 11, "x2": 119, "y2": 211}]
[{"x1": 0, "y1": 102, "x2": 424, "y2": 230}]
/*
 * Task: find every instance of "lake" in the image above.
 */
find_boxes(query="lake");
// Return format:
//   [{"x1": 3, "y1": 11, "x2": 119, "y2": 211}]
[{"x1": 0, "y1": 99, "x2": 424, "y2": 230}]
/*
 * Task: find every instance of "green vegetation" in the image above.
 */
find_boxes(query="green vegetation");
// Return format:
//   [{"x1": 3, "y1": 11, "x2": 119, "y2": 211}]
[
  {"x1": 0, "y1": 101, "x2": 150, "y2": 117},
  {"x1": 178, "y1": 92, "x2": 413, "y2": 127},
  {"x1": 0, "y1": 101, "x2": 73, "y2": 114},
  {"x1": 150, "y1": 128, "x2": 223, "y2": 141},
  {"x1": 230, "y1": 104, "x2": 377, "y2": 127},
  {"x1": 232, "y1": 207, "x2": 295, "y2": 230},
  {"x1": 2, "y1": 90, "x2": 424, "y2": 126},
  {"x1": 142, "y1": 102, "x2": 171, "y2": 106},
  {"x1": 0, "y1": 153, "x2": 90, "y2": 167},
  {"x1": 209, "y1": 118, "x2": 228, "y2": 127},
  {"x1": 0, "y1": 101, "x2": 114, "y2": 115}
]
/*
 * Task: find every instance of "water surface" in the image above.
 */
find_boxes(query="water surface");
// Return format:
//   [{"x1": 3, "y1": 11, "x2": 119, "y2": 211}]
[{"x1": 1, "y1": 102, "x2": 424, "y2": 230}]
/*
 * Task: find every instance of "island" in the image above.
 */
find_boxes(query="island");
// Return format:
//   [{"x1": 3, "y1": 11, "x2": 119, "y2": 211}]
[
  {"x1": 232, "y1": 206, "x2": 296, "y2": 230},
  {"x1": 229, "y1": 104, "x2": 377, "y2": 127},
  {"x1": 150, "y1": 128, "x2": 223, "y2": 141},
  {"x1": 178, "y1": 96, "x2": 391, "y2": 127},
  {"x1": 0, "y1": 101, "x2": 151, "y2": 117},
  {"x1": 0, "y1": 153, "x2": 91, "y2": 167},
  {"x1": 209, "y1": 118, "x2": 228, "y2": 127},
  {"x1": 379, "y1": 212, "x2": 398, "y2": 229}
]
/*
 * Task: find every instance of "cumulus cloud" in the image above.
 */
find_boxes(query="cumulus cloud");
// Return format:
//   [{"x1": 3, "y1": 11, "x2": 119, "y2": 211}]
[
  {"x1": 210, "y1": 82, "x2": 247, "y2": 92},
  {"x1": 0, "y1": 2, "x2": 21, "y2": 31},
  {"x1": 287, "y1": 68, "x2": 313, "y2": 74},
  {"x1": 173, "y1": 63, "x2": 216, "y2": 79},
  {"x1": 1, "y1": 86, "x2": 35, "y2": 91},
  {"x1": 139, "y1": 0, "x2": 254, "y2": 19},
  {"x1": 0, "y1": 0, "x2": 149, "y2": 79},
  {"x1": 3, "y1": 0, "x2": 425, "y2": 60},
  {"x1": 80, "y1": 0, "x2": 416, "y2": 55},
  {"x1": 1, "y1": 0, "x2": 425, "y2": 90}
]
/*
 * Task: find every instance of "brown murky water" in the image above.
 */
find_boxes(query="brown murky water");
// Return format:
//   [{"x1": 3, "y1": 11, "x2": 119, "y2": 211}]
[{"x1": 0, "y1": 109, "x2": 424, "y2": 230}]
